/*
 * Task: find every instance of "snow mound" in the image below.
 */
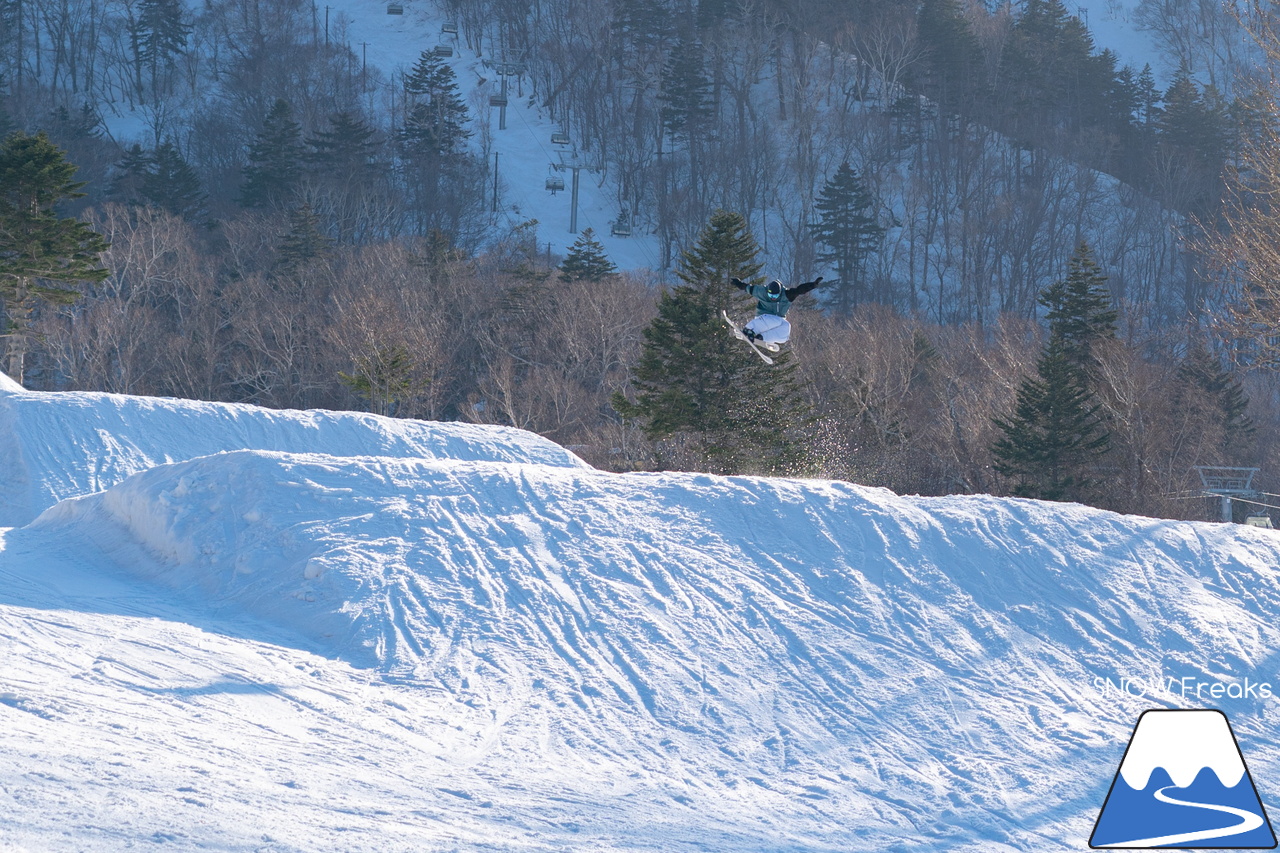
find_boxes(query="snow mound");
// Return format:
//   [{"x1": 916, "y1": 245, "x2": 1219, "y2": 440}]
[
  {"x1": 30, "y1": 448, "x2": 1280, "y2": 847},
  {"x1": 0, "y1": 371, "x2": 24, "y2": 393},
  {"x1": 0, "y1": 389, "x2": 587, "y2": 526}
]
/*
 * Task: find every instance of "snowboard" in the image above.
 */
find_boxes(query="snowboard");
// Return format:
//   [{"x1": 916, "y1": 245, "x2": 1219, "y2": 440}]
[{"x1": 721, "y1": 310, "x2": 775, "y2": 364}]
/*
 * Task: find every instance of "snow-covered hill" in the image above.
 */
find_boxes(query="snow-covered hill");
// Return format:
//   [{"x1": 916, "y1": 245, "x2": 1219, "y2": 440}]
[
  {"x1": 0, "y1": 384, "x2": 585, "y2": 527},
  {"x1": 4, "y1": 381, "x2": 1280, "y2": 851}
]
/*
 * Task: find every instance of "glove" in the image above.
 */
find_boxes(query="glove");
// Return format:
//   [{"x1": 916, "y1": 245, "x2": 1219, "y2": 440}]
[
  {"x1": 730, "y1": 277, "x2": 746, "y2": 288},
  {"x1": 812, "y1": 276, "x2": 823, "y2": 285}
]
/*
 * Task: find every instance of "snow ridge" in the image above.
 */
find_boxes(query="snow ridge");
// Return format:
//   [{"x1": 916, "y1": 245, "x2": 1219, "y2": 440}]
[{"x1": 0, "y1": 388, "x2": 586, "y2": 526}]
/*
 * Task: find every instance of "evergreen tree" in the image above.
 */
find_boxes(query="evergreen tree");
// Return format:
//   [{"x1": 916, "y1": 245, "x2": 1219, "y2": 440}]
[
  {"x1": 1158, "y1": 66, "x2": 1225, "y2": 154},
  {"x1": 1177, "y1": 340, "x2": 1256, "y2": 461},
  {"x1": 0, "y1": 131, "x2": 109, "y2": 381},
  {"x1": 612, "y1": 210, "x2": 813, "y2": 474},
  {"x1": 108, "y1": 142, "x2": 152, "y2": 205},
  {"x1": 559, "y1": 228, "x2": 617, "y2": 282},
  {"x1": 398, "y1": 53, "x2": 479, "y2": 240},
  {"x1": 915, "y1": 0, "x2": 985, "y2": 112},
  {"x1": 1039, "y1": 241, "x2": 1117, "y2": 374},
  {"x1": 991, "y1": 336, "x2": 1111, "y2": 501},
  {"x1": 306, "y1": 111, "x2": 380, "y2": 175},
  {"x1": 1152, "y1": 66, "x2": 1228, "y2": 213},
  {"x1": 401, "y1": 51, "x2": 470, "y2": 158},
  {"x1": 696, "y1": 0, "x2": 737, "y2": 29},
  {"x1": 612, "y1": 0, "x2": 673, "y2": 57},
  {"x1": 239, "y1": 99, "x2": 304, "y2": 208},
  {"x1": 137, "y1": 0, "x2": 189, "y2": 100},
  {"x1": 997, "y1": 0, "x2": 1116, "y2": 137},
  {"x1": 809, "y1": 161, "x2": 885, "y2": 312},
  {"x1": 340, "y1": 344, "x2": 421, "y2": 417},
  {"x1": 304, "y1": 111, "x2": 387, "y2": 243},
  {"x1": 275, "y1": 202, "x2": 332, "y2": 275},
  {"x1": 1135, "y1": 64, "x2": 1160, "y2": 128},
  {"x1": 47, "y1": 103, "x2": 102, "y2": 143},
  {"x1": 659, "y1": 37, "x2": 714, "y2": 143},
  {"x1": 993, "y1": 244, "x2": 1118, "y2": 502},
  {"x1": 141, "y1": 140, "x2": 205, "y2": 220}
]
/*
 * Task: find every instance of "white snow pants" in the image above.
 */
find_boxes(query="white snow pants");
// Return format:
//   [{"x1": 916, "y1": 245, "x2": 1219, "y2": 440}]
[{"x1": 745, "y1": 314, "x2": 791, "y2": 345}]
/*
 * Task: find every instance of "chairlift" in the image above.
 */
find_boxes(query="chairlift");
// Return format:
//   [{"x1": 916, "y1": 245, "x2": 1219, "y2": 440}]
[
  {"x1": 434, "y1": 43, "x2": 453, "y2": 57},
  {"x1": 546, "y1": 175, "x2": 565, "y2": 193},
  {"x1": 489, "y1": 93, "x2": 508, "y2": 108},
  {"x1": 442, "y1": 21, "x2": 458, "y2": 34},
  {"x1": 611, "y1": 209, "x2": 632, "y2": 237},
  {"x1": 551, "y1": 130, "x2": 570, "y2": 145},
  {"x1": 1246, "y1": 512, "x2": 1275, "y2": 529},
  {"x1": 386, "y1": 2, "x2": 403, "y2": 12}
]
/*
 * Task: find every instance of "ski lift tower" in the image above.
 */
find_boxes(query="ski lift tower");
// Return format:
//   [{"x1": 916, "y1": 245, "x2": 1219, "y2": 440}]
[
  {"x1": 483, "y1": 50, "x2": 526, "y2": 131},
  {"x1": 552, "y1": 150, "x2": 599, "y2": 234},
  {"x1": 1194, "y1": 466, "x2": 1260, "y2": 522}
]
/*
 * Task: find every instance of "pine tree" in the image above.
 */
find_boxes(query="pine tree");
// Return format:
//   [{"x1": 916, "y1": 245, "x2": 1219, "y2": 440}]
[
  {"x1": 141, "y1": 140, "x2": 206, "y2": 220},
  {"x1": 659, "y1": 37, "x2": 714, "y2": 143},
  {"x1": 612, "y1": 210, "x2": 813, "y2": 474},
  {"x1": 809, "y1": 161, "x2": 885, "y2": 312},
  {"x1": 137, "y1": 0, "x2": 189, "y2": 100},
  {"x1": 915, "y1": 0, "x2": 985, "y2": 112},
  {"x1": 47, "y1": 103, "x2": 102, "y2": 143},
  {"x1": 108, "y1": 142, "x2": 152, "y2": 205},
  {"x1": 1158, "y1": 66, "x2": 1224, "y2": 154},
  {"x1": 1039, "y1": 241, "x2": 1117, "y2": 374},
  {"x1": 239, "y1": 99, "x2": 304, "y2": 208},
  {"x1": 991, "y1": 336, "x2": 1111, "y2": 501},
  {"x1": 612, "y1": 0, "x2": 673, "y2": 56},
  {"x1": 0, "y1": 131, "x2": 109, "y2": 381},
  {"x1": 1152, "y1": 66, "x2": 1228, "y2": 213},
  {"x1": 993, "y1": 244, "x2": 1117, "y2": 502},
  {"x1": 1135, "y1": 64, "x2": 1160, "y2": 127},
  {"x1": 306, "y1": 111, "x2": 380, "y2": 174},
  {"x1": 340, "y1": 344, "x2": 421, "y2": 417},
  {"x1": 275, "y1": 202, "x2": 332, "y2": 275},
  {"x1": 559, "y1": 228, "x2": 617, "y2": 282},
  {"x1": 997, "y1": 0, "x2": 1113, "y2": 137},
  {"x1": 1177, "y1": 340, "x2": 1256, "y2": 462},
  {"x1": 401, "y1": 51, "x2": 471, "y2": 158},
  {"x1": 397, "y1": 55, "x2": 480, "y2": 240}
]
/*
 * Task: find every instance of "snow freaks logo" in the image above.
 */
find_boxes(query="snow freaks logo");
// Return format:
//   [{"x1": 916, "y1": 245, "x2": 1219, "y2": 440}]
[
  {"x1": 1094, "y1": 675, "x2": 1275, "y2": 702},
  {"x1": 1090, "y1": 710, "x2": 1277, "y2": 849}
]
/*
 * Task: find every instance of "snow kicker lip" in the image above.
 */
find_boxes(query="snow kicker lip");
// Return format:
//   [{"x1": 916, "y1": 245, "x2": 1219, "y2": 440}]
[
  {"x1": 1091, "y1": 709, "x2": 1278, "y2": 849},
  {"x1": 0, "y1": 389, "x2": 589, "y2": 527}
]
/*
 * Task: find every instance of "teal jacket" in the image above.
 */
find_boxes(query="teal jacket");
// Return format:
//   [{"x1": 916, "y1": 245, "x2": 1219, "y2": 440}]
[{"x1": 730, "y1": 277, "x2": 824, "y2": 318}]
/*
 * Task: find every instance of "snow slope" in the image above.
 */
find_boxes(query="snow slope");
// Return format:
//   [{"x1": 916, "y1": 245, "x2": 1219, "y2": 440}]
[
  {"x1": 5, "y1": 390, "x2": 1280, "y2": 850},
  {"x1": 0, "y1": 383, "x2": 586, "y2": 527}
]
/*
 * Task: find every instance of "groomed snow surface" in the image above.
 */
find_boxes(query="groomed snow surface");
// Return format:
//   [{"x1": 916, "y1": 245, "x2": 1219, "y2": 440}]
[{"x1": 3, "y1": 382, "x2": 1280, "y2": 851}]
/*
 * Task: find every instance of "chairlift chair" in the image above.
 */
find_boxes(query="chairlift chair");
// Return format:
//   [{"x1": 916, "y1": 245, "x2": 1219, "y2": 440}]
[
  {"x1": 551, "y1": 130, "x2": 570, "y2": 145},
  {"x1": 611, "y1": 209, "x2": 632, "y2": 237},
  {"x1": 546, "y1": 175, "x2": 565, "y2": 193},
  {"x1": 434, "y1": 43, "x2": 453, "y2": 57},
  {"x1": 386, "y1": 2, "x2": 403, "y2": 12},
  {"x1": 489, "y1": 93, "x2": 508, "y2": 108},
  {"x1": 442, "y1": 21, "x2": 458, "y2": 34}
]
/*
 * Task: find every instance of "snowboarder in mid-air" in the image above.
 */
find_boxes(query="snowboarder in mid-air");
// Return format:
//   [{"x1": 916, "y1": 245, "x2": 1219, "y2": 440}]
[{"x1": 725, "y1": 276, "x2": 823, "y2": 356}]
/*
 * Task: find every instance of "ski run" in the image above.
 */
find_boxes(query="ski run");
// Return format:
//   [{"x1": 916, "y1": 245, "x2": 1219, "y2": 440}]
[{"x1": 3, "y1": 377, "x2": 1280, "y2": 850}]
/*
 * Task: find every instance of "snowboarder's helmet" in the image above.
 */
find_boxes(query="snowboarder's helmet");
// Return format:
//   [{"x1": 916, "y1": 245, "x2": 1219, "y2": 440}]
[{"x1": 765, "y1": 280, "x2": 783, "y2": 300}]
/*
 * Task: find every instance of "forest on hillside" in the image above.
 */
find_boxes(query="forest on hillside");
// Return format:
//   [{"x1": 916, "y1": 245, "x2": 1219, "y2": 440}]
[{"x1": 3, "y1": 0, "x2": 1280, "y2": 521}]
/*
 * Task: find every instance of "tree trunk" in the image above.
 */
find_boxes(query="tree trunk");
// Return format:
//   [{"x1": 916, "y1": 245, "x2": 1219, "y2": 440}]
[{"x1": 5, "y1": 277, "x2": 32, "y2": 382}]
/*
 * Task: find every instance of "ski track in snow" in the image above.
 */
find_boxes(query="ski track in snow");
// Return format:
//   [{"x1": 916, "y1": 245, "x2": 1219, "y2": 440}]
[{"x1": 3, "y1": 386, "x2": 1280, "y2": 849}]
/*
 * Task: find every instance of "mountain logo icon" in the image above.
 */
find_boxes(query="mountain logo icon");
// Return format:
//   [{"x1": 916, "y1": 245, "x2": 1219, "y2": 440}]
[{"x1": 1091, "y1": 709, "x2": 1276, "y2": 848}]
